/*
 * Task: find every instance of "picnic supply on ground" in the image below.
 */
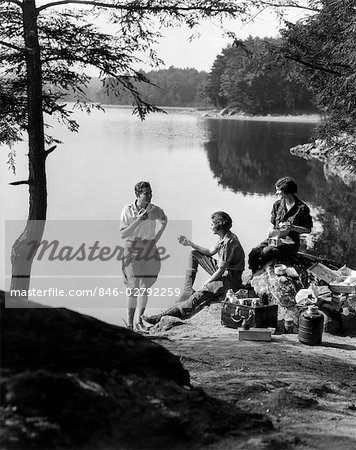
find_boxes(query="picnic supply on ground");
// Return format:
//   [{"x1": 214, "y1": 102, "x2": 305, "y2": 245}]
[
  {"x1": 307, "y1": 262, "x2": 341, "y2": 284},
  {"x1": 274, "y1": 264, "x2": 287, "y2": 275},
  {"x1": 225, "y1": 289, "x2": 235, "y2": 302},
  {"x1": 329, "y1": 277, "x2": 356, "y2": 294},
  {"x1": 251, "y1": 298, "x2": 263, "y2": 307},
  {"x1": 285, "y1": 267, "x2": 299, "y2": 278},
  {"x1": 284, "y1": 318, "x2": 294, "y2": 333},
  {"x1": 295, "y1": 284, "x2": 319, "y2": 306},
  {"x1": 234, "y1": 288, "x2": 249, "y2": 299},
  {"x1": 238, "y1": 328, "x2": 272, "y2": 341},
  {"x1": 298, "y1": 305, "x2": 324, "y2": 346},
  {"x1": 307, "y1": 263, "x2": 356, "y2": 294},
  {"x1": 221, "y1": 296, "x2": 278, "y2": 329}
]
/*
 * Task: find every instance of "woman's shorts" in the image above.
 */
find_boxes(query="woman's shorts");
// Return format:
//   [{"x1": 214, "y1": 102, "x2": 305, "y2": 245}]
[{"x1": 122, "y1": 239, "x2": 161, "y2": 290}]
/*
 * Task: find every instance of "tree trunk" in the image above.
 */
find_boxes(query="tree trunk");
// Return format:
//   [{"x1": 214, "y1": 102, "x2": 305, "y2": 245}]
[{"x1": 10, "y1": 0, "x2": 47, "y2": 295}]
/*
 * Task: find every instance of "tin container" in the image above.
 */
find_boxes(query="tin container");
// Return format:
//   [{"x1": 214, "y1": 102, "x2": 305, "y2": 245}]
[
  {"x1": 298, "y1": 306, "x2": 324, "y2": 346},
  {"x1": 307, "y1": 262, "x2": 340, "y2": 284},
  {"x1": 274, "y1": 264, "x2": 287, "y2": 275},
  {"x1": 329, "y1": 277, "x2": 356, "y2": 294}
]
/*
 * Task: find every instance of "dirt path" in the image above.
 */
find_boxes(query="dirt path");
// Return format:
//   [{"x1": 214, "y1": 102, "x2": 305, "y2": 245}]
[{"x1": 151, "y1": 305, "x2": 356, "y2": 450}]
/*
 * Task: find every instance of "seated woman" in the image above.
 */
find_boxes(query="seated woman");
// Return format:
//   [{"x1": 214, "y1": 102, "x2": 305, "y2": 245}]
[
  {"x1": 143, "y1": 211, "x2": 245, "y2": 325},
  {"x1": 248, "y1": 176, "x2": 313, "y2": 273}
]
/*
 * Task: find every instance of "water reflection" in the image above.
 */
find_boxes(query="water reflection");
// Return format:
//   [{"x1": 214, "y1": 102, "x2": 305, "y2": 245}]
[{"x1": 202, "y1": 119, "x2": 356, "y2": 267}]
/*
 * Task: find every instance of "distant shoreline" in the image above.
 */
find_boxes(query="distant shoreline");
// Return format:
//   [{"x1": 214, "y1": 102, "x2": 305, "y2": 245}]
[
  {"x1": 101, "y1": 104, "x2": 321, "y2": 123},
  {"x1": 199, "y1": 112, "x2": 321, "y2": 123}
]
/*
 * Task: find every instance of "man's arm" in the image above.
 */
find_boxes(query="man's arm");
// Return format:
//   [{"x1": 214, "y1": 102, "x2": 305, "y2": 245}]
[
  {"x1": 120, "y1": 208, "x2": 148, "y2": 239},
  {"x1": 154, "y1": 217, "x2": 168, "y2": 242}
]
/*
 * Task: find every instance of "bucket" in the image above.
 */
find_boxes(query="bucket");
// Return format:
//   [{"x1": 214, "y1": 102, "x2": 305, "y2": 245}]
[{"x1": 298, "y1": 306, "x2": 324, "y2": 346}]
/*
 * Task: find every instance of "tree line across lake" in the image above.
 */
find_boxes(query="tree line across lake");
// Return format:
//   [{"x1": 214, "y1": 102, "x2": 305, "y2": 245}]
[{"x1": 66, "y1": 36, "x2": 318, "y2": 116}]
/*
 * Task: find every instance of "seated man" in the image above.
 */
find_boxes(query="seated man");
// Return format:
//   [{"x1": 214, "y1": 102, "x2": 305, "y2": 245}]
[
  {"x1": 248, "y1": 176, "x2": 313, "y2": 273},
  {"x1": 143, "y1": 211, "x2": 245, "y2": 325}
]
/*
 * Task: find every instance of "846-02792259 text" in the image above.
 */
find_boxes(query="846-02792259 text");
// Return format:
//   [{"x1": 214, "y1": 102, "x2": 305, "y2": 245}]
[{"x1": 9, "y1": 287, "x2": 181, "y2": 298}]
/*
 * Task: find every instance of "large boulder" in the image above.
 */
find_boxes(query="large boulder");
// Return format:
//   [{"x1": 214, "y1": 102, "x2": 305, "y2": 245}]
[
  {"x1": 290, "y1": 135, "x2": 356, "y2": 185},
  {"x1": 1, "y1": 293, "x2": 189, "y2": 384},
  {"x1": 1, "y1": 291, "x2": 272, "y2": 449}
]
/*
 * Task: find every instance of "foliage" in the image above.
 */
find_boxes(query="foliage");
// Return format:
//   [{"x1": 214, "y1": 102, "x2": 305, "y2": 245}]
[
  {"x1": 95, "y1": 66, "x2": 210, "y2": 107},
  {"x1": 205, "y1": 54, "x2": 228, "y2": 108},
  {"x1": 205, "y1": 36, "x2": 316, "y2": 114},
  {"x1": 1, "y1": 2, "x2": 158, "y2": 146},
  {"x1": 0, "y1": 0, "x2": 260, "y2": 148},
  {"x1": 279, "y1": 0, "x2": 356, "y2": 156}
]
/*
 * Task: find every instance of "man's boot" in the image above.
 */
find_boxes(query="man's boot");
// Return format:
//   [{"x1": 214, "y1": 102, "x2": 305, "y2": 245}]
[
  {"x1": 175, "y1": 269, "x2": 196, "y2": 303},
  {"x1": 142, "y1": 305, "x2": 184, "y2": 325}
]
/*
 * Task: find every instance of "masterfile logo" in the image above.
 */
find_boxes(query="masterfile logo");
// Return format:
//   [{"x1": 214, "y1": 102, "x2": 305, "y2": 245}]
[{"x1": 5, "y1": 220, "x2": 191, "y2": 308}]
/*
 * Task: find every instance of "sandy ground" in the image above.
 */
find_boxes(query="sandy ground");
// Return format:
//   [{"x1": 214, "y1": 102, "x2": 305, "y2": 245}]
[{"x1": 149, "y1": 305, "x2": 356, "y2": 450}]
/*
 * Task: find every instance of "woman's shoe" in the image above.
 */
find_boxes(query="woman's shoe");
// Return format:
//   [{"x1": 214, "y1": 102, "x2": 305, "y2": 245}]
[
  {"x1": 134, "y1": 322, "x2": 150, "y2": 334},
  {"x1": 142, "y1": 305, "x2": 183, "y2": 325},
  {"x1": 175, "y1": 269, "x2": 196, "y2": 303},
  {"x1": 141, "y1": 314, "x2": 159, "y2": 325}
]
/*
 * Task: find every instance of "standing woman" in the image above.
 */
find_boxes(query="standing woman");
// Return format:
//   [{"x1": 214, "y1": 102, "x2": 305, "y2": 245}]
[{"x1": 120, "y1": 182, "x2": 167, "y2": 331}]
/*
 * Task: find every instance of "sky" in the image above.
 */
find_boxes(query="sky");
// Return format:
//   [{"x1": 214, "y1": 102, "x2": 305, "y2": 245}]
[
  {"x1": 34, "y1": 0, "x2": 312, "y2": 74},
  {"x1": 140, "y1": 7, "x2": 309, "y2": 72}
]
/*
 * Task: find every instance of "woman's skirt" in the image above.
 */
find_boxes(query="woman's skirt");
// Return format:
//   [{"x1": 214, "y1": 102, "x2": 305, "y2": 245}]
[{"x1": 122, "y1": 239, "x2": 161, "y2": 290}]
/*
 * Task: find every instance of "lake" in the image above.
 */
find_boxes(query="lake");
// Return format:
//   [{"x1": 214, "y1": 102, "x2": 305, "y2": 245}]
[{"x1": 2, "y1": 107, "x2": 356, "y2": 325}]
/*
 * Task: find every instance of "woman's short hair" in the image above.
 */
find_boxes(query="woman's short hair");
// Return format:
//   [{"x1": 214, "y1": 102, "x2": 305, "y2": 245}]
[
  {"x1": 211, "y1": 211, "x2": 232, "y2": 232},
  {"x1": 275, "y1": 177, "x2": 298, "y2": 195},
  {"x1": 134, "y1": 181, "x2": 151, "y2": 197}
]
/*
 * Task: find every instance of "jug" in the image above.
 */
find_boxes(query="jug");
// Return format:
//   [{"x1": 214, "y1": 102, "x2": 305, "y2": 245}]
[{"x1": 298, "y1": 305, "x2": 324, "y2": 346}]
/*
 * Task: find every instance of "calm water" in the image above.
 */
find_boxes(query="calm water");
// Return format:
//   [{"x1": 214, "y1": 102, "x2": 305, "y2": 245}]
[{"x1": 2, "y1": 107, "x2": 356, "y2": 324}]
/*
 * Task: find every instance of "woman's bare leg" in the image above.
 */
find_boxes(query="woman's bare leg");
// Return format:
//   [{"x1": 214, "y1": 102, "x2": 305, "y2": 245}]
[
  {"x1": 137, "y1": 294, "x2": 148, "y2": 324},
  {"x1": 126, "y1": 295, "x2": 137, "y2": 329}
]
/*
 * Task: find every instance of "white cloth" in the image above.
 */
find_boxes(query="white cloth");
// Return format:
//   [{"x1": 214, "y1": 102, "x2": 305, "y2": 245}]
[{"x1": 120, "y1": 201, "x2": 167, "y2": 240}]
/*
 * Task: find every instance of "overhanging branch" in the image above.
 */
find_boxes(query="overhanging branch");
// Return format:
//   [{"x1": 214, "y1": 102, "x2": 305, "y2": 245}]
[
  {"x1": 285, "y1": 54, "x2": 342, "y2": 76},
  {"x1": 0, "y1": 40, "x2": 23, "y2": 52},
  {"x1": 45, "y1": 145, "x2": 57, "y2": 156},
  {"x1": 258, "y1": 1, "x2": 321, "y2": 12},
  {"x1": 9, "y1": 180, "x2": 30, "y2": 186},
  {"x1": 1, "y1": 0, "x2": 22, "y2": 7},
  {"x1": 37, "y1": 0, "x2": 239, "y2": 14}
]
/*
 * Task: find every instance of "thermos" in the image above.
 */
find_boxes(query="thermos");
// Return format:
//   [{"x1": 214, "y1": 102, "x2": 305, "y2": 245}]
[
  {"x1": 298, "y1": 305, "x2": 324, "y2": 346},
  {"x1": 225, "y1": 289, "x2": 235, "y2": 302}
]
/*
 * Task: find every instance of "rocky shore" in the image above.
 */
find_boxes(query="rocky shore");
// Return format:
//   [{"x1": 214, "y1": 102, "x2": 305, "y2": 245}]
[
  {"x1": 200, "y1": 107, "x2": 356, "y2": 182},
  {"x1": 290, "y1": 135, "x2": 356, "y2": 184},
  {"x1": 200, "y1": 108, "x2": 321, "y2": 123}
]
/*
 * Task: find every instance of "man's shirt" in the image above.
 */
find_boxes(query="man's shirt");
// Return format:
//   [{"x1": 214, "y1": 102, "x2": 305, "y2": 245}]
[{"x1": 120, "y1": 201, "x2": 167, "y2": 240}]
